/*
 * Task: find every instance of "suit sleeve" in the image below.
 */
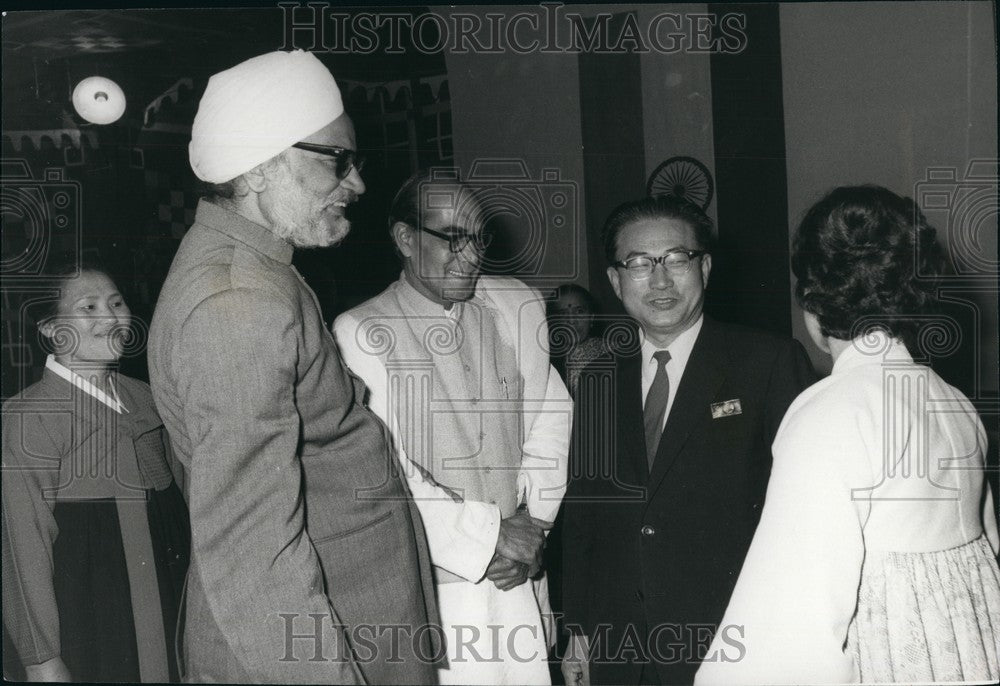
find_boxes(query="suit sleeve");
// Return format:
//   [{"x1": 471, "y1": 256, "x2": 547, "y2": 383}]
[
  {"x1": 177, "y1": 289, "x2": 359, "y2": 684},
  {"x1": 560, "y1": 362, "x2": 602, "y2": 638},
  {"x1": 513, "y1": 292, "x2": 572, "y2": 523},
  {"x1": 333, "y1": 312, "x2": 501, "y2": 583},
  {"x1": 1, "y1": 408, "x2": 61, "y2": 668},
  {"x1": 694, "y1": 399, "x2": 865, "y2": 684},
  {"x1": 762, "y1": 338, "x2": 817, "y2": 446}
]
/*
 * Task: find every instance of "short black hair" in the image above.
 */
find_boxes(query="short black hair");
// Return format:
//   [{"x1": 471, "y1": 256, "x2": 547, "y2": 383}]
[
  {"x1": 199, "y1": 179, "x2": 237, "y2": 200},
  {"x1": 791, "y1": 185, "x2": 946, "y2": 343},
  {"x1": 388, "y1": 169, "x2": 435, "y2": 232},
  {"x1": 388, "y1": 168, "x2": 474, "y2": 231},
  {"x1": 36, "y1": 257, "x2": 117, "y2": 325},
  {"x1": 602, "y1": 195, "x2": 715, "y2": 265}
]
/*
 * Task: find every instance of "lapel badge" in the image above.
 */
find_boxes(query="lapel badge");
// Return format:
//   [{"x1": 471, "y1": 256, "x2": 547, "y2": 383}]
[{"x1": 711, "y1": 399, "x2": 742, "y2": 419}]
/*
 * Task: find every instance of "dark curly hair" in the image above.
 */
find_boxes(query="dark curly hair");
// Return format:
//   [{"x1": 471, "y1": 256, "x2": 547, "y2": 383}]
[
  {"x1": 791, "y1": 185, "x2": 946, "y2": 344},
  {"x1": 602, "y1": 195, "x2": 715, "y2": 265}
]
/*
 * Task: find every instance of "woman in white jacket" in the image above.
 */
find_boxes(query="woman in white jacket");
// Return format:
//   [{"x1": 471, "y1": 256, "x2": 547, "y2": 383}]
[{"x1": 696, "y1": 185, "x2": 1000, "y2": 684}]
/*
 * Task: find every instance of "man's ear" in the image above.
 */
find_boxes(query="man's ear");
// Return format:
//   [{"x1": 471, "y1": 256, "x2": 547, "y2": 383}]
[
  {"x1": 245, "y1": 154, "x2": 284, "y2": 193},
  {"x1": 38, "y1": 318, "x2": 56, "y2": 341},
  {"x1": 243, "y1": 166, "x2": 268, "y2": 193},
  {"x1": 607, "y1": 266, "x2": 622, "y2": 301},
  {"x1": 392, "y1": 221, "x2": 416, "y2": 259},
  {"x1": 700, "y1": 252, "x2": 712, "y2": 288}
]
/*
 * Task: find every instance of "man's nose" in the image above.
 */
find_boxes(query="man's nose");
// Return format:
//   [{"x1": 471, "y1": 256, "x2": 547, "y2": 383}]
[
  {"x1": 648, "y1": 262, "x2": 674, "y2": 288},
  {"x1": 342, "y1": 165, "x2": 366, "y2": 196},
  {"x1": 459, "y1": 240, "x2": 483, "y2": 268}
]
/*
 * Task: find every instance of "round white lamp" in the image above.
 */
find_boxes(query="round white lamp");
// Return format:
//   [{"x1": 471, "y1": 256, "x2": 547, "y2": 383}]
[{"x1": 72, "y1": 76, "x2": 126, "y2": 124}]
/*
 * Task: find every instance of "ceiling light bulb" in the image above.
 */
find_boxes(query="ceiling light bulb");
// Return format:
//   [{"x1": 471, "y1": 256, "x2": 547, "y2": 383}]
[{"x1": 72, "y1": 76, "x2": 126, "y2": 124}]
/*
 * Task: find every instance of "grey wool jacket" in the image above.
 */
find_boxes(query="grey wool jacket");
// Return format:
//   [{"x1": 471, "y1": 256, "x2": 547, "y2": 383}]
[{"x1": 149, "y1": 199, "x2": 440, "y2": 684}]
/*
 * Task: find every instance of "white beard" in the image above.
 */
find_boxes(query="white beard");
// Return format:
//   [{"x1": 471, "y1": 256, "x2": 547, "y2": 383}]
[{"x1": 270, "y1": 202, "x2": 349, "y2": 249}]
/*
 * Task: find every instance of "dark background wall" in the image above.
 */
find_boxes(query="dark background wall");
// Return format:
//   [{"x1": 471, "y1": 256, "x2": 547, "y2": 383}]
[{"x1": 3, "y1": 3, "x2": 997, "y2": 406}]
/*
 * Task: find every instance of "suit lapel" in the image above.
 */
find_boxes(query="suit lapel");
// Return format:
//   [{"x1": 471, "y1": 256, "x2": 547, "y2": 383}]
[
  {"x1": 616, "y1": 350, "x2": 649, "y2": 487},
  {"x1": 646, "y1": 317, "x2": 731, "y2": 497}
]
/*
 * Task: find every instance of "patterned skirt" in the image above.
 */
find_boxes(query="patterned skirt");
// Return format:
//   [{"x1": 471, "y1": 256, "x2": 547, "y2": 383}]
[{"x1": 848, "y1": 533, "x2": 1000, "y2": 682}]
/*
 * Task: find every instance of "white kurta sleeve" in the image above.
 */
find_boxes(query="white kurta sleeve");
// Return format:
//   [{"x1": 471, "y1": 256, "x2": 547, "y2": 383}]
[
  {"x1": 694, "y1": 392, "x2": 868, "y2": 685},
  {"x1": 518, "y1": 367, "x2": 572, "y2": 523},
  {"x1": 498, "y1": 285, "x2": 572, "y2": 524},
  {"x1": 333, "y1": 313, "x2": 500, "y2": 583}
]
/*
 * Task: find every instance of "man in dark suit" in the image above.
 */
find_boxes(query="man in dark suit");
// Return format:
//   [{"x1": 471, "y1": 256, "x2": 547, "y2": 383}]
[{"x1": 560, "y1": 196, "x2": 816, "y2": 685}]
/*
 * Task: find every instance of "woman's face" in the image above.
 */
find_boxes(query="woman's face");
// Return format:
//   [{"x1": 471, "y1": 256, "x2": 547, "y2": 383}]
[
  {"x1": 552, "y1": 291, "x2": 594, "y2": 342},
  {"x1": 41, "y1": 270, "x2": 132, "y2": 366}
]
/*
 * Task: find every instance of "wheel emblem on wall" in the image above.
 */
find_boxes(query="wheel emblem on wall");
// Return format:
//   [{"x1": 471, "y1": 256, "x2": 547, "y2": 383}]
[{"x1": 646, "y1": 156, "x2": 714, "y2": 210}]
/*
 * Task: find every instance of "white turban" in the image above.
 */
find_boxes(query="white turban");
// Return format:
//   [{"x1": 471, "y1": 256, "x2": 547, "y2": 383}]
[{"x1": 189, "y1": 50, "x2": 344, "y2": 184}]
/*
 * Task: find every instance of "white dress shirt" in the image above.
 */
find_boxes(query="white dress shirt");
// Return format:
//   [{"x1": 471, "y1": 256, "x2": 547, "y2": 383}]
[{"x1": 640, "y1": 315, "x2": 703, "y2": 433}]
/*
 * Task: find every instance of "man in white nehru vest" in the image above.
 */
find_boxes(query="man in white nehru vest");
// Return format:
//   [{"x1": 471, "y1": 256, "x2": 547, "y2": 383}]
[
  {"x1": 334, "y1": 170, "x2": 572, "y2": 685},
  {"x1": 149, "y1": 51, "x2": 440, "y2": 684}
]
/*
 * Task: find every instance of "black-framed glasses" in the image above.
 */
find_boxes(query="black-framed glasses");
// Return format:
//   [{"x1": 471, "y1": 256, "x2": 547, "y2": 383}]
[
  {"x1": 418, "y1": 225, "x2": 494, "y2": 253},
  {"x1": 614, "y1": 249, "x2": 707, "y2": 280},
  {"x1": 291, "y1": 142, "x2": 365, "y2": 179}
]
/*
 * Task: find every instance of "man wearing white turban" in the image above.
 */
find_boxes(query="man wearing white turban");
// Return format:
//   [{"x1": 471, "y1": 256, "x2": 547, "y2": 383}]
[{"x1": 149, "y1": 50, "x2": 440, "y2": 684}]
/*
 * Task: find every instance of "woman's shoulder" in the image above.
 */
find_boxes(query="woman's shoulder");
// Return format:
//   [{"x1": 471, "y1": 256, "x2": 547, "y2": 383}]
[
  {"x1": 777, "y1": 370, "x2": 877, "y2": 446},
  {"x1": 115, "y1": 375, "x2": 163, "y2": 424},
  {"x1": 1, "y1": 371, "x2": 69, "y2": 410}
]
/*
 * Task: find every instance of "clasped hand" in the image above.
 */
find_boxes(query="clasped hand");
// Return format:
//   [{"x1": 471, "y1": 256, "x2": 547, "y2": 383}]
[{"x1": 486, "y1": 512, "x2": 552, "y2": 591}]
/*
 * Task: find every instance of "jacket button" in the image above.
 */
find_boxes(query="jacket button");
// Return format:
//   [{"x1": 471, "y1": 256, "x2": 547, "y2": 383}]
[{"x1": 641, "y1": 525, "x2": 655, "y2": 536}]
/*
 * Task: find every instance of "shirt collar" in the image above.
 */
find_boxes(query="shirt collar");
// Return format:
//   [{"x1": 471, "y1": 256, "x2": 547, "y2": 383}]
[
  {"x1": 641, "y1": 314, "x2": 704, "y2": 368},
  {"x1": 395, "y1": 271, "x2": 491, "y2": 321},
  {"x1": 194, "y1": 198, "x2": 294, "y2": 265},
  {"x1": 45, "y1": 355, "x2": 127, "y2": 414},
  {"x1": 832, "y1": 329, "x2": 913, "y2": 374}
]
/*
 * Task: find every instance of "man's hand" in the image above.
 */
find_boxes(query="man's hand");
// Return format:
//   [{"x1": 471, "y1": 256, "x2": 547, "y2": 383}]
[
  {"x1": 561, "y1": 634, "x2": 590, "y2": 686},
  {"x1": 496, "y1": 512, "x2": 552, "y2": 576},
  {"x1": 485, "y1": 552, "x2": 530, "y2": 591},
  {"x1": 25, "y1": 656, "x2": 70, "y2": 682}
]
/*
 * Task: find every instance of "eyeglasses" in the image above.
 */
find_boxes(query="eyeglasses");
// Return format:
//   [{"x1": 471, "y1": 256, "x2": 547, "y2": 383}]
[
  {"x1": 291, "y1": 142, "x2": 365, "y2": 179},
  {"x1": 418, "y1": 225, "x2": 494, "y2": 253},
  {"x1": 551, "y1": 304, "x2": 591, "y2": 316},
  {"x1": 614, "y1": 250, "x2": 707, "y2": 280}
]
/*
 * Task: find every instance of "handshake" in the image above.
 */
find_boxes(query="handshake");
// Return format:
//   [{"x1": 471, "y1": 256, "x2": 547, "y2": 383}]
[{"x1": 486, "y1": 511, "x2": 553, "y2": 591}]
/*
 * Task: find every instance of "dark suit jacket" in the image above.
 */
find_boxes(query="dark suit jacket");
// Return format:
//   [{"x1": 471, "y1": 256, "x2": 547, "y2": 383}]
[
  {"x1": 149, "y1": 201, "x2": 439, "y2": 684},
  {"x1": 562, "y1": 316, "x2": 816, "y2": 685}
]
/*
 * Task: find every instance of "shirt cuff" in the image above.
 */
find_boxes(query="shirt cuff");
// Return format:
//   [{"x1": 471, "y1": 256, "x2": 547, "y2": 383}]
[{"x1": 453, "y1": 500, "x2": 501, "y2": 582}]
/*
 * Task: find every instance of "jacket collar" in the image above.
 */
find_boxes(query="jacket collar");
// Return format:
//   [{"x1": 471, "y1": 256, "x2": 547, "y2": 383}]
[{"x1": 194, "y1": 198, "x2": 294, "y2": 265}]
